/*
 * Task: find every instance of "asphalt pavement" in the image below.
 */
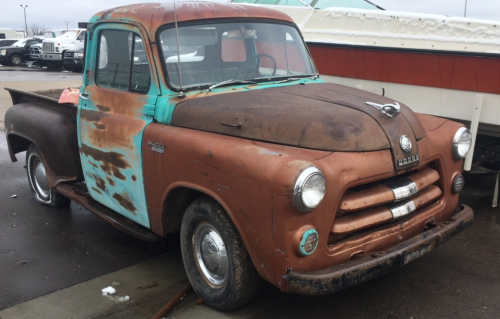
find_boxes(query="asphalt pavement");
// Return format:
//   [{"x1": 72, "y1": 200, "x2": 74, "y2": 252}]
[{"x1": 0, "y1": 65, "x2": 499, "y2": 319}]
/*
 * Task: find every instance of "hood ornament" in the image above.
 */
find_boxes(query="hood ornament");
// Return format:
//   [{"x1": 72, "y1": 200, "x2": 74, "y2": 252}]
[{"x1": 366, "y1": 101, "x2": 401, "y2": 118}]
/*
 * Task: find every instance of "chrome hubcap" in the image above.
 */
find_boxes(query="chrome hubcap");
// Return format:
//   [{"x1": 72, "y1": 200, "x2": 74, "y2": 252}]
[
  {"x1": 13, "y1": 56, "x2": 21, "y2": 64},
  {"x1": 30, "y1": 156, "x2": 50, "y2": 200},
  {"x1": 193, "y1": 222, "x2": 228, "y2": 288}
]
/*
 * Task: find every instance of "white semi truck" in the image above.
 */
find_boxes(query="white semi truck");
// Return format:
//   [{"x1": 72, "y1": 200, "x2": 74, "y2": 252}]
[{"x1": 40, "y1": 29, "x2": 86, "y2": 69}]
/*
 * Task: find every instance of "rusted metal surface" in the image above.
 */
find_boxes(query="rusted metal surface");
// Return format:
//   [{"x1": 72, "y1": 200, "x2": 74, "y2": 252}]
[
  {"x1": 270, "y1": 118, "x2": 466, "y2": 291},
  {"x1": 272, "y1": 83, "x2": 424, "y2": 170},
  {"x1": 332, "y1": 185, "x2": 442, "y2": 234},
  {"x1": 56, "y1": 182, "x2": 159, "y2": 242},
  {"x1": 90, "y1": 2, "x2": 294, "y2": 42},
  {"x1": 143, "y1": 114, "x2": 467, "y2": 291},
  {"x1": 172, "y1": 83, "x2": 395, "y2": 152},
  {"x1": 142, "y1": 122, "x2": 331, "y2": 284},
  {"x1": 4, "y1": 88, "x2": 83, "y2": 188},
  {"x1": 339, "y1": 168, "x2": 440, "y2": 212},
  {"x1": 286, "y1": 204, "x2": 473, "y2": 295},
  {"x1": 78, "y1": 21, "x2": 160, "y2": 228},
  {"x1": 172, "y1": 83, "x2": 425, "y2": 170}
]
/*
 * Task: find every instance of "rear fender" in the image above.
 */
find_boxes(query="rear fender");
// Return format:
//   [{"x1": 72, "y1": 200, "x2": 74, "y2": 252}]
[{"x1": 5, "y1": 95, "x2": 83, "y2": 188}]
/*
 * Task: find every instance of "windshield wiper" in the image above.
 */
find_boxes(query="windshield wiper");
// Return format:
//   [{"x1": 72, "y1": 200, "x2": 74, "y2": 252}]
[
  {"x1": 274, "y1": 75, "x2": 319, "y2": 84},
  {"x1": 206, "y1": 79, "x2": 256, "y2": 92}
]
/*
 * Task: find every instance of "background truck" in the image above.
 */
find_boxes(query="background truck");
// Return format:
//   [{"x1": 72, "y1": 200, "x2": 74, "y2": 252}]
[
  {"x1": 4, "y1": 2, "x2": 473, "y2": 310},
  {"x1": 0, "y1": 38, "x2": 43, "y2": 65},
  {"x1": 41, "y1": 29, "x2": 86, "y2": 69}
]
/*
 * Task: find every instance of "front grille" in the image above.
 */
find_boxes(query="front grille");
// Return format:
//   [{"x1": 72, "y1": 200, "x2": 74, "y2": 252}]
[
  {"x1": 331, "y1": 167, "x2": 442, "y2": 239},
  {"x1": 30, "y1": 47, "x2": 40, "y2": 54},
  {"x1": 43, "y1": 42, "x2": 54, "y2": 53},
  {"x1": 65, "y1": 52, "x2": 74, "y2": 58}
]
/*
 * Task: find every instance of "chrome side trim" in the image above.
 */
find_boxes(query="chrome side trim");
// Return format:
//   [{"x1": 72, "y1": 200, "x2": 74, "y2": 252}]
[
  {"x1": 389, "y1": 200, "x2": 416, "y2": 218},
  {"x1": 386, "y1": 177, "x2": 418, "y2": 201}
]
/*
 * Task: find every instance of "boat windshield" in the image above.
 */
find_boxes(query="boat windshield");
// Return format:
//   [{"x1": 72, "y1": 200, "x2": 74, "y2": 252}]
[{"x1": 159, "y1": 21, "x2": 317, "y2": 91}]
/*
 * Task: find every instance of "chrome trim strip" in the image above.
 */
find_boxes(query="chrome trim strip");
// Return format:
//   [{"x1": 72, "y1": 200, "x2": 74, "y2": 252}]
[
  {"x1": 386, "y1": 177, "x2": 418, "y2": 201},
  {"x1": 389, "y1": 200, "x2": 416, "y2": 218}
]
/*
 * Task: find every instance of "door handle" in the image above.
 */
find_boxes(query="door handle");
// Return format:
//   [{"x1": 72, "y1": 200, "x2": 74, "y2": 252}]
[{"x1": 79, "y1": 91, "x2": 89, "y2": 100}]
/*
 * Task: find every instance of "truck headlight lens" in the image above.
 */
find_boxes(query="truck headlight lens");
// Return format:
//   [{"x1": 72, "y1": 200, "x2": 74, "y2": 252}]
[
  {"x1": 453, "y1": 127, "x2": 472, "y2": 159},
  {"x1": 74, "y1": 52, "x2": 84, "y2": 58},
  {"x1": 0, "y1": 50, "x2": 6, "y2": 56},
  {"x1": 56, "y1": 47, "x2": 59, "y2": 52},
  {"x1": 299, "y1": 229, "x2": 319, "y2": 255},
  {"x1": 293, "y1": 167, "x2": 326, "y2": 212}
]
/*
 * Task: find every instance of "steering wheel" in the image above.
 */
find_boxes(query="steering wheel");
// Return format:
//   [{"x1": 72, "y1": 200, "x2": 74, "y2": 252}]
[{"x1": 234, "y1": 54, "x2": 277, "y2": 80}]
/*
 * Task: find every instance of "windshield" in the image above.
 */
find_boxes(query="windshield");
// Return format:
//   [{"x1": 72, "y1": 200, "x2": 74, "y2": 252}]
[
  {"x1": 12, "y1": 39, "x2": 27, "y2": 47},
  {"x1": 159, "y1": 21, "x2": 317, "y2": 90}
]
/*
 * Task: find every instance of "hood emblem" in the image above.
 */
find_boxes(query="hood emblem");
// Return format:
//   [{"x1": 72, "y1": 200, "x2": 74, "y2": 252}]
[
  {"x1": 400, "y1": 135, "x2": 412, "y2": 152},
  {"x1": 366, "y1": 101, "x2": 401, "y2": 118}
]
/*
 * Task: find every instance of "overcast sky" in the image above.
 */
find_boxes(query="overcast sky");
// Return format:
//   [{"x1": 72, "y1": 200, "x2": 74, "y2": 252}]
[{"x1": 1, "y1": 0, "x2": 499, "y2": 32}]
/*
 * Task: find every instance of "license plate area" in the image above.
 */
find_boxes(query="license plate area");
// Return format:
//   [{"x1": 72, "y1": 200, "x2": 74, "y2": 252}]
[{"x1": 403, "y1": 241, "x2": 434, "y2": 265}]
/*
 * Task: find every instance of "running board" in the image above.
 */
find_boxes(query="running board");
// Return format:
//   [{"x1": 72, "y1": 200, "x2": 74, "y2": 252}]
[{"x1": 56, "y1": 182, "x2": 160, "y2": 242}]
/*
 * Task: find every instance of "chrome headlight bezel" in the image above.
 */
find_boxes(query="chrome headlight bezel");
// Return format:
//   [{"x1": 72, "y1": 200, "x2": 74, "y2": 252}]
[
  {"x1": 293, "y1": 167, "x2": 326, "y2": 212},
  {"x1": 453, "y1": 127, "x2": 472, "y2": 159}
]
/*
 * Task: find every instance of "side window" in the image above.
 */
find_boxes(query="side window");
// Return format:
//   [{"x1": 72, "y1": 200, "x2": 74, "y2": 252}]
[
  {"x1": 77, "y1": 31, "x2": 86, "y2": 41},
  {"x1": 96, "y1": 29, "x2": 151, "y2": 93}
]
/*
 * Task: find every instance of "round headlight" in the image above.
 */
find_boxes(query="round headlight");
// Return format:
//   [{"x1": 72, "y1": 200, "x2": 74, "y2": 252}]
[
  {"x1": 293, "y1": 167, "x2": 326, "y2": 212},
  {"x1": 453, "y1": 127, "x2": 472, "y2": 159}
]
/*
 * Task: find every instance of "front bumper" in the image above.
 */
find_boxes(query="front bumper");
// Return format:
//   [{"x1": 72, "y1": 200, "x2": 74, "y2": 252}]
[
  {"x1": 286, "y1": 204, "x2": 473, "y2": 295},
  {"x1": 41, "y1": 53, "x2": 62, "y2": 61}
]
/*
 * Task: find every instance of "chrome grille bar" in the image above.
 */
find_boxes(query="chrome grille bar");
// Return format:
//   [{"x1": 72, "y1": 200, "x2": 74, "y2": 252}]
[
  {"x1": 388, "y1": 200, "x2": 417, "y2": 218},
  {"x1": 386, "y1": 177, "x2": 418, "y2": 201}
]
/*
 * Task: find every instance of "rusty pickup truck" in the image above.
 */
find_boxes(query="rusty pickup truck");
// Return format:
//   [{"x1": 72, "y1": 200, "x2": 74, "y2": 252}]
[{"x1": 4, "y1": 2, "x2": 474, "y2": 310}]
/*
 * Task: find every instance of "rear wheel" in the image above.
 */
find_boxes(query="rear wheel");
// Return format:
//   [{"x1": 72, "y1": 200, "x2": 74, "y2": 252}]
[
  {"x1": 26, "y1": 144, "x2": 70, "y2": 208},
  {"x1": 10, "y1": 54, "x2": 22, "y2": 66},
  {"x1": 180, "y1": 197, "x2": 261, "y2": 310}
]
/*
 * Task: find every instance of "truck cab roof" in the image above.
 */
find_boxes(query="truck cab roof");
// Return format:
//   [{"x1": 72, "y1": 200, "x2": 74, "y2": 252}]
[{"x1": 90, "y1": 1, "x2": 294, "y2": 41}]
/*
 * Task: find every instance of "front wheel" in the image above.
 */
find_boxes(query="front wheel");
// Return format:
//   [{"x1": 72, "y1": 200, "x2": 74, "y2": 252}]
[
  {"x1": 10, "y1": 54, "x2": 22, "y2": 66},
  {"x1": 26, "y1": 144, "x2": 70, "y2": 208},
  {"x1": 180, "y1": 197, "x2": 261, "y2": 310}
]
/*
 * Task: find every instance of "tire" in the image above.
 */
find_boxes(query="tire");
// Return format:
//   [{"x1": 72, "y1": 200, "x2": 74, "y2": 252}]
[
  {"x1": 26, "y1": 144, "x2": 71, "y2": 208},
  {"x1": 10, "y1": 54, "x2": 22, "y2": 66},
  {"x1": 180, "y1": 197, "x2": 261, "y2": 310}
]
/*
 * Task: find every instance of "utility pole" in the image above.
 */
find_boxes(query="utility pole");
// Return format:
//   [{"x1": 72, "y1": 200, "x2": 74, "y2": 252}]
[
  {"x1": 20, "y1": 4, "x2": 28, "y2": 37},
  {"x1": 65, "y1": 21, "x2": 69, "y2": 31},
  {"x1": 464, "y1": 0, "x2": 468, "y2": 17}
]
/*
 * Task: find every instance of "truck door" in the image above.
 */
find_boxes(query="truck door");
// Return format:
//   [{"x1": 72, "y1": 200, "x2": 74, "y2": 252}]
[{"x1": 78, "y1": 23, "x2": 158, "y2": 228}]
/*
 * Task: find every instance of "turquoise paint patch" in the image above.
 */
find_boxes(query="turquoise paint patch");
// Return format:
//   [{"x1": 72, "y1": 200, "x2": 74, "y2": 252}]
[
  {"x1": 154, "y1": 78, "x2": 325, "y2": 125},
  {"x1": 77, "y1": 22, "x2": 161, "y2": 229}
]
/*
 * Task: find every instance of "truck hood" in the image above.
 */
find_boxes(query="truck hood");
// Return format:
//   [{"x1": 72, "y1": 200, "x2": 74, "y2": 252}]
[{"x1": 171, "y1": 82, "x2": 426, "y2": 169}]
